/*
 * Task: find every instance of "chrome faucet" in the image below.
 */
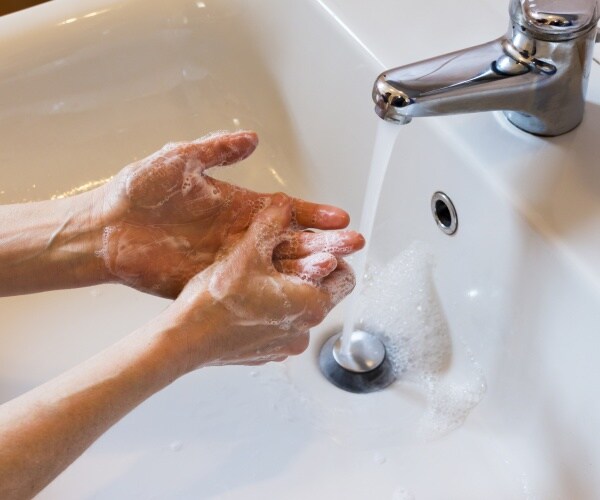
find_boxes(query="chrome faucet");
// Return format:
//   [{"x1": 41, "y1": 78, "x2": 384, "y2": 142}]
[{"x1": 373, "y1": 0, "x2": 600, "y2": 136}]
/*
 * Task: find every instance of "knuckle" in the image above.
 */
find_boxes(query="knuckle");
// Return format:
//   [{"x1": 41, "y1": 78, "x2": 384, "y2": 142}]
[
  {"x1": 302, "y1": 307, "x2": 324, "y2": 327},
  {"x1": 287, "y1": 332, "x2": 310, "y2": 355}
]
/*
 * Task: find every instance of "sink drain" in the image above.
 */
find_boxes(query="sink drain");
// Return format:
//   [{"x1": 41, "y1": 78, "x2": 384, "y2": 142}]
[
  {"x1": 431, "y1": 192, "x2": 458, "y2": 235},
  {"x1": 319, "y1": 330, "x2": 396, "y2": 394}
]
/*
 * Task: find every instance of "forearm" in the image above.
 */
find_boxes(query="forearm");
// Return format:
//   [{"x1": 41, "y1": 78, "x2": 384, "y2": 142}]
[
  {"x1": 0, "y1": 191, "x2": 109, "y2": 296},
  {"x1": 0, "y1": 315, "x2": 186, "y2": 500}
]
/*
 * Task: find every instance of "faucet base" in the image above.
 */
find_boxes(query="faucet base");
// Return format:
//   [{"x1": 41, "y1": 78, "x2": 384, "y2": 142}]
[
  {"x1": 318, "y1": 330, "x2": 396, "y2": 394},
  {"x1": 504, "y1": 110, "x2": 583, "y2": 137}
]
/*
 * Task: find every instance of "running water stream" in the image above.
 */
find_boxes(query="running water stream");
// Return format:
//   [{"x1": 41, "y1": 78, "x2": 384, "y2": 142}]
[
  {"x1": 339, "y1": 120, "x2": 401, "y2": 353},
  {"x1": 329, "y1": 119, "x2": 486, "y2": 431}
]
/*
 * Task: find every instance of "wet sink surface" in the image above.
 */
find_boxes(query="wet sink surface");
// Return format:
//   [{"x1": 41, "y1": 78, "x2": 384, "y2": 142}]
[{"x1": 1, "y1": 0, "x2": 600, "y2": 498}]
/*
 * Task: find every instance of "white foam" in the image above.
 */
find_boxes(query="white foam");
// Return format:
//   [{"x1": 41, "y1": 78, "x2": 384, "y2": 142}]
[
  {"x1": 287, "y1": 252, "x2": 337, "y2": 283},
  {"x1": 417, "y1": 375, "x2": 486, "y2": 439},
  {"x1": 360, "y1": 241, "x2": 486, "y2": 438},
  {"x1": 361, "y1": 242, "x2": 450, "y2": 378},
  {"x1": 303, "y1": 232, "x2": 356, "y2": 256}
]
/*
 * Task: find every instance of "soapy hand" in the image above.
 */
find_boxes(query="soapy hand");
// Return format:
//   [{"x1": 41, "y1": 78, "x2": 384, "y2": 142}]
[
  {"x1": 164, "y1": 194, "x2": 356, "y2": 370},
  {"x1": 96, "y1": 131, "x2": 363, "y2": 298},
  {"x1": 0, "y1": 133, "x2": 362, "y2": 498}
]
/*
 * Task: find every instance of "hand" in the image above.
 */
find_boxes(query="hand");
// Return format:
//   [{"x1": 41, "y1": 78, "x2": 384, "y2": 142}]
[
  {"x1": 0, "y1": 194, "x2": 359, "y2": 498},
  {"x1": 96, "y1": 131, "x2": 363, "y2": 298},
  {"x1": 163, "y1": 194, "x2": 356, "y2": 370}
]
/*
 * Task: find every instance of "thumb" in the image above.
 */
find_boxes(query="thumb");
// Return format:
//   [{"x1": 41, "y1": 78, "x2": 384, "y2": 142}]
[
  {"x1": 241, "y1": 193, "x2": 293, "y2": 265},
  {"x1": 185, "y1": 130, "x2": 259, "y2": 171},
  {"x1": 125, "y1": 131, "x2": 258, "y2": 208}
]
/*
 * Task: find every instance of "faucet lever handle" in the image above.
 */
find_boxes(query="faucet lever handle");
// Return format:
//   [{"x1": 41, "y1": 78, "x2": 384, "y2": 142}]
[{"x1": 511, "y1": 0, "x2": 600, "y2": 40}]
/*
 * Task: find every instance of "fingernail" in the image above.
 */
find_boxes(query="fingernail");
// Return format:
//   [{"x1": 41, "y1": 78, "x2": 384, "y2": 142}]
[{"x1": 356, "y1": 233, "x2": 366, "y2": 248}]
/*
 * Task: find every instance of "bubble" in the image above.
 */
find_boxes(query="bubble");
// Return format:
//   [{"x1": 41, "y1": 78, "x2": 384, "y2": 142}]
[
  {"x1": 416, "y1": 374, "x2": 486, "y2": 439},
  {"x1": 319, "y1": 261, "x2": 356, "y2": 307},
  {"x1": 95, "y1": 226, "x2": 117, "y2": 263},
  {"x1": 194, "y1": 130, "x2": 231, "y2": 143},
  {"x1": 181, "y1": 158, "x2": 207, "y2": 195},
  {"x1": 181, "y1": 177, "x2": 193, "y2": 195},
  {"x1": 287, "y1": 252, "x2": 334, "y2": 284}
]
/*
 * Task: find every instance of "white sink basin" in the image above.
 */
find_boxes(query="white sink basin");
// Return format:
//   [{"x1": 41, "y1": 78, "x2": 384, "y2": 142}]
[{"x1": 1, "y1": 0, "x2": 600, "y2": 498}]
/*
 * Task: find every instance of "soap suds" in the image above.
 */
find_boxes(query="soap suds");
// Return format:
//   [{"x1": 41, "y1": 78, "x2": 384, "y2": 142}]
[
  {"x1": 250, "y1": 242, "x2": 485, "y2": 443},
  {"x1": 360, "y1": 243, "x2": 451, "y2": 378},
  {"x1": 359, "y1": 241, "x2": 486, "y2": 439}
]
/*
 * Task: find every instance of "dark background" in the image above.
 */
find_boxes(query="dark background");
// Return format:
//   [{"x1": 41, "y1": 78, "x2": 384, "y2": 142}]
[{"x1": 1, "y1": 0, "x2": 51, "y2": 16}]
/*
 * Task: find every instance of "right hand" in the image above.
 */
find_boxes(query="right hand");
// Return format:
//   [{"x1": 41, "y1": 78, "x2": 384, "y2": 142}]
[
  {"x1": 95, "y1": 131, "x2": 363, "y2": 298},
  {"x1": 162, "y1": 194, "x2": 357, "y2": 372}
]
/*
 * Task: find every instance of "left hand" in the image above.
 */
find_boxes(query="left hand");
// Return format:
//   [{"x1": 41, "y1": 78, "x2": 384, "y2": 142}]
[
  {"x1": 163, "y1": 193, "x2": 357, "y2": 370},
  {"x1": 94, "y1": 130, "x2": 364, "y2": 298}
]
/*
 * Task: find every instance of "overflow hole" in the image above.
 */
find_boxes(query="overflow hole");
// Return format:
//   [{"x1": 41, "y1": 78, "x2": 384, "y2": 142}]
[{"x1": 431, "y1": 192, "x2": 458, "y2": 235}]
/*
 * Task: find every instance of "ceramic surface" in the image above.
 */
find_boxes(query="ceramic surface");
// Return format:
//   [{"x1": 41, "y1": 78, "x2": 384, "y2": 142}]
[{"x1": 1, "y1": 0, "x2": 599, "y2": 498}]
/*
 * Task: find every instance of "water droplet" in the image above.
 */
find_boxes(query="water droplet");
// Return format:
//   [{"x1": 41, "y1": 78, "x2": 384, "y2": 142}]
[
  {"x1": 169, "y1": 441, "x2": 183, "y2": 452},
  {"x1": 393, "y1": 487, "x2": 415, "y2": 500}
]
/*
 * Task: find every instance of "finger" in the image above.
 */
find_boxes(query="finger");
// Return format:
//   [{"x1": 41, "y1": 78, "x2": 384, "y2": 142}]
[
  {"x1": 126, "y1": 153, "x2": 184, "y2": 209},
  {"x1": 241, "y1": 193, "x2": 293, "y2": 264},
  {"x1": 274, "y1": 252, "x2": 338, "y2": 281},
  {"x1": 320, "y1": 259, "x2": 356, "y2": 309},
  {"x1": 275, "y1": 230, "x2": 365, "y2": 260},
  {"x1": 291, "y1": 198, "x2": 350, "y2": 230},
  {"x1": 125, "y1": 131, "x2": 258, "y2": 209},
  {"x1": 285, "y1": 332, "x2": 310, "y2": 356},
  {"x1": 183, "y1": 130, "x2": 259, "y2": 171}
]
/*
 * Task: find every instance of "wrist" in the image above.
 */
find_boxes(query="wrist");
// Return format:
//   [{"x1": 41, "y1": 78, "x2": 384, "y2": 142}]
[
  {"x1": 0, "y1": 189, "x2": 111, "y2": 295},
  {"x1": 147, "y1": 290, "x2": 230, "y2": 377},
  {"x1": 51, "y1": 189, "x2": 112, "y2": 288}
]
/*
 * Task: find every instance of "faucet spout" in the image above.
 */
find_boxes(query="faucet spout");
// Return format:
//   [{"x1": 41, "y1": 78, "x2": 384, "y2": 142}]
[{"x1": 373, "y1": 0, "x2": 600, "y2": 136}]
